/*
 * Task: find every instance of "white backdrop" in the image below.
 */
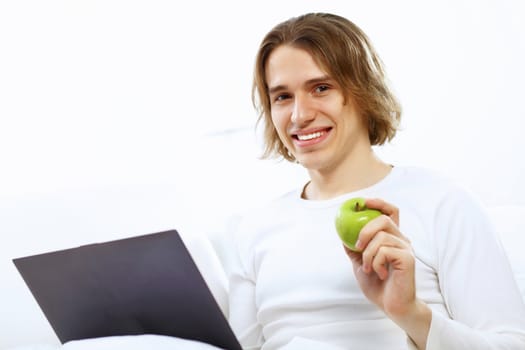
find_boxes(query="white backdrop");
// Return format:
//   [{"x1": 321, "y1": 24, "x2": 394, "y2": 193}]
[
  {"x1": 1, "y1": 1, "x2": 525, "y2": 348},
  {"x1": 1, "y1": 0, "x2": 524, "y2": 233}
]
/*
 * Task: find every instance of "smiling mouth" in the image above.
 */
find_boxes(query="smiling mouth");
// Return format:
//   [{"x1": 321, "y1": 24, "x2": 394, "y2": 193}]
[
  {"x1": 293, "y1": 128, "x2": 331, "y2": 141},
  {"x1": 296, "y1": 131, "x2": 323, "y2": 141}
]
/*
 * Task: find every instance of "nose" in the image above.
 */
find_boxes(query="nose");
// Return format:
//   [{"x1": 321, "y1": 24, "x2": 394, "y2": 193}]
[{"x1": 291, "y1": 94, "x2": 315, "y2": 125}]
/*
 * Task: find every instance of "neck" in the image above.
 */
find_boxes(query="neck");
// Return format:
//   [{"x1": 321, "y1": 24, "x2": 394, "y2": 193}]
[{"x1": 302, "y1": 147, "x2": 391, "y2": 200}]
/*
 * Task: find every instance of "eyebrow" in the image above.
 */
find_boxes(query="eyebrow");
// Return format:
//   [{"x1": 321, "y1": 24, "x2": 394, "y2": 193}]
[{"x1": 268, "y1": 75, "x2": 332, "y2": 95}]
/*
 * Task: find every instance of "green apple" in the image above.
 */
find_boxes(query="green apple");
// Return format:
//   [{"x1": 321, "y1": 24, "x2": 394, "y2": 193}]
[{"x1": 335, "y1": 197, "x2": 382, "y2": 252}]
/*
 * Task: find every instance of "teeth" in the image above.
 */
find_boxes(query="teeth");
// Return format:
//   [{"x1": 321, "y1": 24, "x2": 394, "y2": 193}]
[{"x1": 297, "y1": 131, "x2": 323, "y2": 141}]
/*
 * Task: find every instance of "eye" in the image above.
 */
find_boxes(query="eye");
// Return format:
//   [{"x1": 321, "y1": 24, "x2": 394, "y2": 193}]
[
  {"x1": 314, "y1": 84, "x2": 330, "y2": 94},
  {"x1": 274, "y1": 93, "x2": 291, "y2": 103}
]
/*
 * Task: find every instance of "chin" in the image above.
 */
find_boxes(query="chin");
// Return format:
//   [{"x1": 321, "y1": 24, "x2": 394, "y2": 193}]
[
  {"x1": 295, "y1": 157, "x2": 322, "y2": 170},
  {"x1": 293, "y1": 146, "x2": 336, "y2": 170}
]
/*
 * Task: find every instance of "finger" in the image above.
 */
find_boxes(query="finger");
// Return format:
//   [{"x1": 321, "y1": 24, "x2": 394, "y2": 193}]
[
  {"x1": 361, "y1": 231, "x2": 409, "y2": 273},
  {"x1": 365, "y1": 198, "x2": 399, "y2": 226},
  {"x1": 343, "y1": 244, "x2": 366, "y2": 276},
  {"x1": 344, "y1": 244, "x2": 362, "y2": 265},
  {"x1": 372, "y1": 245, "x2": 414, "y2": 280},
  {"x1": 356, "y1": 215, "x2": 408, "y2": 251}
]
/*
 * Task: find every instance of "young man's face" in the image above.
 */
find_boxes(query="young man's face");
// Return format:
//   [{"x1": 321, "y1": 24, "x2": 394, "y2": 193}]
[{"x1": 265, "y1": 45, "x2": 370, "y2": 173}]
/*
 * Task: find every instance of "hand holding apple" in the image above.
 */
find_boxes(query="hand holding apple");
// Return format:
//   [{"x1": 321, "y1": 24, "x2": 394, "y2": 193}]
[
  {"x1": 334, "y1": 197, "x2": 381, "y2": 251},
  {"x1": 337, "y1": 197, "x2": 429, "y2": 350}
]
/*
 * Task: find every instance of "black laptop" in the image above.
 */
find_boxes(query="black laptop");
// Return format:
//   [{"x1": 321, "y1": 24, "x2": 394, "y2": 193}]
[{"x1": 12, "y1": 229, "x2": 242, "y2": 350}]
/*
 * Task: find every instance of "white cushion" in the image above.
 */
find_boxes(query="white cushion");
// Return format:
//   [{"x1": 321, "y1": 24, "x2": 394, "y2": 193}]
[
  {"x1": 63, "y1": 334, "x2": 223, "y2": 349},
  {"x1": 0, "y1": 187, "x2": 227, "y2": 349},
  {"x1": 487, "y1": 205, "x2": 525, "y2": 301}
]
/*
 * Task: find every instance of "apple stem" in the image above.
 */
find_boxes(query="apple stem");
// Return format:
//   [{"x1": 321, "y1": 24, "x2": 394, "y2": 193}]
[{"x1": 355, "y1": 202, "x2": 361, "y2": 211}]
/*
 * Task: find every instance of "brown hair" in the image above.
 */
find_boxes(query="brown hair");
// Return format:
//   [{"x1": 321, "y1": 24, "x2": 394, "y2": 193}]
[{"x1": 253, "y1": 12, "x2": 402, "y2": 161}]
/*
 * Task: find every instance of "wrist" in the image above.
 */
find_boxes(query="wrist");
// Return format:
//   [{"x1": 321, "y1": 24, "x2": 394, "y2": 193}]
[{"x1": 388, "y1": 299, "x2": 432, "y2": 350}]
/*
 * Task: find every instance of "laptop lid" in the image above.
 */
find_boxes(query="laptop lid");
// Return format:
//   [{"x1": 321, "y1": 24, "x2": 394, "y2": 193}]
[{"x1": 12, "y1": 229, "x2": 242, "y2": 350}]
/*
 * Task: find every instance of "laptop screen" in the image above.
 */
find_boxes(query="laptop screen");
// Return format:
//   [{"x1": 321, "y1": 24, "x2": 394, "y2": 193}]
[{"x1": 13, "y1": 230, "x2": 242, "y2": 350}]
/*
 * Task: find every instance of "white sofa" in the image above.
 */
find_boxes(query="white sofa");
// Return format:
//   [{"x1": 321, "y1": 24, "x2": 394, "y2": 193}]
[{"x1": 1, "y1": 186, "x2": 524, "y2": 350}]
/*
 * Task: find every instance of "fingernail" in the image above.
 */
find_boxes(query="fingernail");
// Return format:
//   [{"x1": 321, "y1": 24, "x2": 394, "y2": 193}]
[{"x1": 355, "y1": 240, "x2": 362, "y2": 250}]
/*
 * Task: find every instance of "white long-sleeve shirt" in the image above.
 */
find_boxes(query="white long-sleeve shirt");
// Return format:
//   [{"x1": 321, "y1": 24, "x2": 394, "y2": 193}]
[{"x1": 228, "y1": 166, "x2": 525, "y2": 350}]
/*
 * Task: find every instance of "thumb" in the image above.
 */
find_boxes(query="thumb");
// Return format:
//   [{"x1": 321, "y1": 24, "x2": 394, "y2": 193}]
[{"x1": 343, "y1": 244, "x2": 362, "y2": 265}]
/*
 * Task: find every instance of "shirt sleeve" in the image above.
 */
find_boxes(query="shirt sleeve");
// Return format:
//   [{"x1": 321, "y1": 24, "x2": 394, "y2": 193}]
[
  {"x1": 427, "y1": 189, "x2": 525, "y2": 349},
  {"x1": 227, "y1": 221, "x2": 264, "y2": 350}
]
